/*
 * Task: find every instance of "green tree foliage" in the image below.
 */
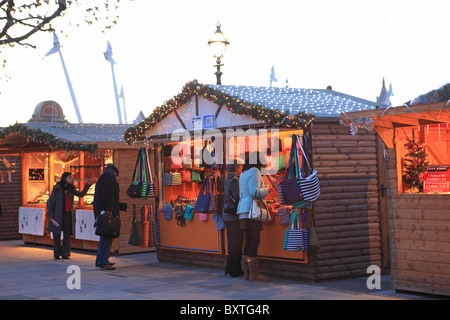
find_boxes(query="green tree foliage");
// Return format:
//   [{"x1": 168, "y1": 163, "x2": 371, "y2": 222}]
[{"x1": 402, "y1": 129, "x2": 429, "y2": 192}]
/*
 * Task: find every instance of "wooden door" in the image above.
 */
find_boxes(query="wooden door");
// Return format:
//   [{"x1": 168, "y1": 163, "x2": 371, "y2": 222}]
[{"x1": 376, "y1": 136, "x2": 390, "y2": 271}]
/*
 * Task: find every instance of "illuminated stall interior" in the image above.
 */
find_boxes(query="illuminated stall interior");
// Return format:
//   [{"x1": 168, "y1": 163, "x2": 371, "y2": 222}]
[{"x1": 0, "y1": 100, "x2": 156, "y2": 255}]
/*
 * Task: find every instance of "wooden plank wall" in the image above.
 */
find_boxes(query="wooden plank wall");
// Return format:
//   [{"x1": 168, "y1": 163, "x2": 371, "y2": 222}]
[
  {"x1": 386, "y1": 146, "x2": 450, "y2": 296},
  {"x1": 311, "y1": 121, "x2": 382, "y2": 281},
  {"x1": 0, "y1": 155, "x2": 22, "y2": 240},
  {"x1": 115, "y1": 148, "x2": 158, "y2": 255}
]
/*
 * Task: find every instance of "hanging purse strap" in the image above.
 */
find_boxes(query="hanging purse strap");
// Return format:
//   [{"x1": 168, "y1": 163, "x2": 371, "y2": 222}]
[
  {"x1": 296, "y1": 136, "x2": 313, "y2": 174},
  {"x1": 131, "y1": 149, "x2": 141, "y2": 184},
  {"x1": 140, "y1": 148, "x2": 147, "y2": 185},
  {"x1": 145, "y1": 147, "x2": 154, "y2": 184}
]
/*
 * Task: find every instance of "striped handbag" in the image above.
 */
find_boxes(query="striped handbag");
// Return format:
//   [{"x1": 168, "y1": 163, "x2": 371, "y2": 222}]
[
  {"x1": 297, "y1": 135, "x2": 320, "y2": 202},
  {"x1": 283, "y1": 209, "x2": 306, "y2": 252},
  {"x1": 278, "y1": 206, "x2": 291, "y2": 225}
]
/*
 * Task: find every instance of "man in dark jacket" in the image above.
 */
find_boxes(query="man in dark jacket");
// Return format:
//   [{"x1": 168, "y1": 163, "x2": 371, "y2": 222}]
[{"x1": 93, "y1": 164, "x2": 127, "y2": 270}]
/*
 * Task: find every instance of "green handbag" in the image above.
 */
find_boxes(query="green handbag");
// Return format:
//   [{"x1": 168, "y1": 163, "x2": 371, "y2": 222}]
[
  {"x1": 191, "y1": 171, "x2": 201, "y2": 182},
  {"x1": 276, "y1": 155, "x2": 286, "y2": 170}
]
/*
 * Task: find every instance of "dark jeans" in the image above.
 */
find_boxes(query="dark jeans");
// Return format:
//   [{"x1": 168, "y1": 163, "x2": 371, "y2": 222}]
[
  {"x1": 96, "y1": 236, "x2": 112, "y2": 266},
  {"x1": 224, "y1": 220, "x2": 244, "y2": 260},
  {"x1": 53, "y1": 212, "x2": 71, "y2": 258},
  {"x1": 240, "y1": 218, "x2": 263, "y2": 257}
]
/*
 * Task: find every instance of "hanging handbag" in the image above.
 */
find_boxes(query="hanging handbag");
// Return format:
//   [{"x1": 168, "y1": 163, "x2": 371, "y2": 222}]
[
  {"x1": 171, "y1": 172, "x2": 182, "y2": 185},
  {"x1": 144, "y1": 148, "x2": 155, "y2": 197},
  {"x1": 275, "y1": 154, "x2": 286, "y2": 171},
  {"x1": 128, "y1": 205, "x2": 144, "y2": 246},
  {"x1": 248, "y1": 191, "x2": 271, "y2": 222},
  {"x1": 308, "y1": 211, "x2": 320, "y2": 253},
  {"x1": 127, "y1": 149, "x2": 144, "y2": 198},
  {"x1": 297, "y1": 136, "x2": 320, "y2": 202},
  {"x1": 283, "y1": 209, "x2": 305, "y2": 252},
  {"x1": 95, "y1": 211, "x2": 121, "y2": 239},
  {"x1": 278, "y1": 206, "x2": 291, "y2": 225},
  {"x1": 191, "y1": 171, "x2": 202, "y2": 182},
  {"x1": 162, "y1": 203, "x2": 173, "y2": 220},
  {"x1": 183, "y1": 204, "x2": 193, "y2": 221},
  {"x1": 212, "y1": 213, "x2": 225, "y2": 230},
  {"x1": 280, "y1": 135, "x2": 310, "y2": 208},
  {"x1": 193, "y1": 177, "x2": 211, "y2": 213},
  {"x1": 199, "y1": 212, "x2": 209, "y2": 221},
  {"x1": 277, "y1": 182, "x2": 286, "y2": 205},
  {"x1": 207, "y1": 177, "x2": 215, "y2": 213},
  {"x1": 181, "y1": 170, "x2": 191, "y2": 183}
]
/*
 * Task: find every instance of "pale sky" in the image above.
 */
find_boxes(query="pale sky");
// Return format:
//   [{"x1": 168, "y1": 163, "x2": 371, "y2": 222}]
[{"x1": 1, "y1": 0, "x2": 449, "y2": 127}]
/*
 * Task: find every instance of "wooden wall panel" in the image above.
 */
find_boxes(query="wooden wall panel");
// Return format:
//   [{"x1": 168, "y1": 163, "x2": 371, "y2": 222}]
[
  {"x1": 387, "y1": 136, "x2": 450, "y2": 296},
  {"x1": 311, "y1": 122, "x2": 382, "y2": 281},
  {"x1": 0, "y1": 155, "x2": 22, "y2": 240}
]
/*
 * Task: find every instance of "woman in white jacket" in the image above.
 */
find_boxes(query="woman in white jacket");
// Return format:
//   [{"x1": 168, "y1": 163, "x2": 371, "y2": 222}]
[{"x1": 236, "y1": 151, "x2": 271, "y2": 282}]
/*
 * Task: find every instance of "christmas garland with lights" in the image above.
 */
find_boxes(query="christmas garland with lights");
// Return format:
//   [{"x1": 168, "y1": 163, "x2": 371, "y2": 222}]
[
  {"x1": 124, "y1": 80, "x2": 316, "y2": 144},
  {"x1": 0, "y1": 123, "x2": 98, "y2": 153}
]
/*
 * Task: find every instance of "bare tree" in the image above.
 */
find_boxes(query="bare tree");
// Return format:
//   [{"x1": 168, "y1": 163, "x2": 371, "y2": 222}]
[{"x1": 0, "y1": 0, "x2": 129, "y2": 49}]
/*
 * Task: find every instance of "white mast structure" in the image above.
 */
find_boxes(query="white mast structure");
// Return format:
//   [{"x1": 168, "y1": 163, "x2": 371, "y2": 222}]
[
  {"x1": 119, "y1": 85, "x2": 128, "y2": 124},
  {"x1": 104, "y1": 41, "x2": 123, "y2": 124},
  {"x1": 45, "y1": 33, "x2": 83, "y2": 123},
  {"x1": 270, "y1": 65, "x2": 278, "y2": 88}
]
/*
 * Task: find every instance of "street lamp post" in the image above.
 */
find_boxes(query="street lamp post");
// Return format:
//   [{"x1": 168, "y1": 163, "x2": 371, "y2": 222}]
[{"x1": 208, "y1": 22, "x2": 229, "y2": 85}]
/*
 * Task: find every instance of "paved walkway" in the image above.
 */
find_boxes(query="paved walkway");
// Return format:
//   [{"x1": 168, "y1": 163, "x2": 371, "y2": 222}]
[{"x1": 0, "y1": 240, "x2": 439, "y2": 301}]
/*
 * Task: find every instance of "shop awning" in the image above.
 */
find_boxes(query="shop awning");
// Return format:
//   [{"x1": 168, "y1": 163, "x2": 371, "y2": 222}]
[{"x1": 340, "y1": 101, "x2": 450, "y2": 148}]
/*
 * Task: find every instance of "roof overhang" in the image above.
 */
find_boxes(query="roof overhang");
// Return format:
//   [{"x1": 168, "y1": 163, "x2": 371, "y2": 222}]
[{"x1": 340, "y1": 101, "x2": 450, "y2": 148}]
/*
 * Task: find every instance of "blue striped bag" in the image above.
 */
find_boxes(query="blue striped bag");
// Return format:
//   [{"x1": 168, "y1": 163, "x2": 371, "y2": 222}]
[{"x1": 283, "y1": 209, "x2": 306, "y2": 252}]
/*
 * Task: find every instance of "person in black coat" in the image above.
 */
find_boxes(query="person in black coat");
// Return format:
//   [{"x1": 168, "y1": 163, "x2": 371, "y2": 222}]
[
  {"x1": 93, "y1": 164, "x2": 127, "y2": 270},
  {"x1": 222, "y1": 162, "x2": 244, "y2": 277},
  {"x1": 46, "y1": 172, "x2": 91, "y2": 259}
]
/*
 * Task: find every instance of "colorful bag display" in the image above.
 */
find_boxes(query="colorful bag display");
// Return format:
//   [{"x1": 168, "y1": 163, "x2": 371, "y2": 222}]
[
  {"x1": 127, "y1": 148, "x2": 155, "y2": 199},
  {"x1": 279, "y1": 135, "x2": 310, "y2": 208}
]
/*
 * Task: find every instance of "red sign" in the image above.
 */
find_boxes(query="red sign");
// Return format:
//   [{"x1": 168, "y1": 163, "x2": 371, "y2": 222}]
[{"x1": 423, "y1": 165, "x2": 450, "y2": 193}]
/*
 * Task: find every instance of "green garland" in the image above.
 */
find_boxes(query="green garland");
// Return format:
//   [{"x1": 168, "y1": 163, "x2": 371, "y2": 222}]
[
  {"x1": 124, "y1": 80, "x2": 316, "y2": 144},
  {"x1": 0, "y1": 123, "x2": 98, "y2": 153}
]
